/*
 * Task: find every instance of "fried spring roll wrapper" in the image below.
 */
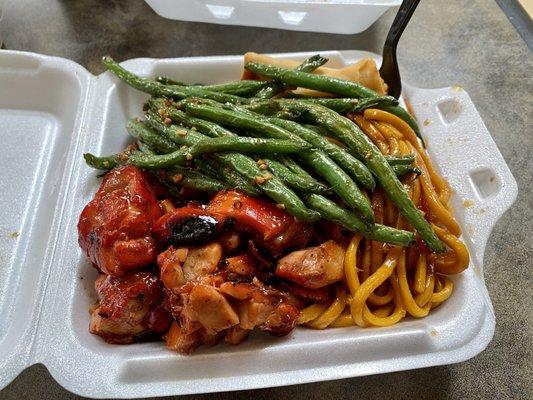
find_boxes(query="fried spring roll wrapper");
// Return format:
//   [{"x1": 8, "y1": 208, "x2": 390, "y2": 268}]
[{"x1": 242, "y1": 52, "x2": 388, "y2": 96}]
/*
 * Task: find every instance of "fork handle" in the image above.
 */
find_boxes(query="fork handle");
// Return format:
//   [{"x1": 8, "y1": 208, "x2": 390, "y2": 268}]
[
  {"x1": 380, "y1": 0, "x2": 421, "y2": 99},
  {"x1": 384, "y1": 0, "x2": 421, "y2": 48}
]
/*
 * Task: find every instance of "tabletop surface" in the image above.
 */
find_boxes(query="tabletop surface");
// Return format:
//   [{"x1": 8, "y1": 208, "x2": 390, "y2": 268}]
[{"x1": 1, "y1": 0, "x2": 531, "y2": 399}]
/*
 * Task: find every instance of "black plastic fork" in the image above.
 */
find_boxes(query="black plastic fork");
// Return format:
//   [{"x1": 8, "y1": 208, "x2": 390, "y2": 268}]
[{"x1": 379, "y1": 0, "x2": 421, "y2": 99}]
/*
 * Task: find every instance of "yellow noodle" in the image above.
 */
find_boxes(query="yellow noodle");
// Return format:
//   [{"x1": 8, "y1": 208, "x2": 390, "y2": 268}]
[
  {"x1": 346, "y1": 234, "x2": 394, "y2": 307},
  {"x1": 362, "y1": 272, "x2": 406, "y2": 326},
  {"x1": 410, "y1": 178, "x2": 422, "y2": 207},
  {"x1": 308, "y1": 110, "x2": 469, "y2": 331},
  {"x1": 352, "y1": 114, "x2": 389, "y2": 154},
  {"x1": 306, "y1": 286, "x2": 347, "y2": 329},
  {"x1": 409, "y1": 143, "x2": 462, "y2": 236},
  {"x1": 361, "y1": 239, "x2": 372, "y2": 281},
  {"x1": 298, "y1": 303, "x2": 328, "y2": 324},
  {"x1": 331, "y1": 312, "x2": 355, "y2": 328},
  {"x1": 431, "y1": 224, "x2": 470, "y2": 274},
  {"x1": 373, "y1": 303, "x2": 394, "y2": 317},
  {"x1": 344, "y1": 235, "x2": 363, "y2": 295},
  {"x1": 414, "y1": 252, "x2": 427, "y2": 294},
  {"x1": 431, "y1": 275, "x2": 453, "y2": 303},
  {"x1": 375, "y1": 121, "x2": 405, "y2": 140},
  {"x1": 415, "y1": 272, "x2": 435, "y2": 307},
  {"x1": 398, "y1": 140, "x2": 411, "y2": 156},
  {"x1": 397, "y1": 251, "x2": 431, "y2": 317},
  {"x1": 350, "y1": 247, "x2": 402, "y2": 327},
  {"x1": 365, "y1": 110, "x2": 441, "y2": 176},
  {"x1": 388, "y1": 137, "x2": 401, "y2": 156},
  {"x1": 365, "y1": 108, "x2": 452, "y2": 201},
  {"x1": 367, "y1": 288, "x2": 395, "y2": 306},
  {"x1": 384, "y1": 196, "x2": 398, "y2": 227}
]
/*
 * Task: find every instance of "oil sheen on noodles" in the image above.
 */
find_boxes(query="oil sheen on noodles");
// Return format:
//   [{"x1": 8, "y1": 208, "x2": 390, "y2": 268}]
[{"x1": 299, "y1": 109, "x2": 469, "y2": 329}]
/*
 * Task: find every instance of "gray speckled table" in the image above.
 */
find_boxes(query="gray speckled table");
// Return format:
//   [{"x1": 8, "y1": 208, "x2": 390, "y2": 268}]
[{"x1": 1, "y1": 0, "x2": 532, "y2": 399}]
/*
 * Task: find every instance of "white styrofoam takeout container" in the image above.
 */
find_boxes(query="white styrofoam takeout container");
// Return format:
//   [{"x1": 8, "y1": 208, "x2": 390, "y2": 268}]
[
  {"x1": 0, "y1": 49, "x2": 517, "y2": 398},
  {"x1": 144, "y1": 0, "x2": 402, "y2": 34}
]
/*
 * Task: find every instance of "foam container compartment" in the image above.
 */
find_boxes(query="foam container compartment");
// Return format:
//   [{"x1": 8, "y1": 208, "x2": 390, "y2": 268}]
[
  {"x1": 144, "y1": 0, "x2": 401, "y2": 34},
  {"x1": 0, "y1": 49, "x2": 517, "y2": 398}
]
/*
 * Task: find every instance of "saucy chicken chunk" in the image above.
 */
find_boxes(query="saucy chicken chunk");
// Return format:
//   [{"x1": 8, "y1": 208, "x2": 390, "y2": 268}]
[
  {"x1": 78, "y1": 166, "x2": 162, "y2": 276},
  {"x1": 157, "y1": 242, "x2": 222, "y2": 293},
  {"x1": 276, "y1": 240, "x2": 345, "y2": 289},
  {"x1": 89, "y1": 271, "x2": 162, "y2": 344},
  {"x1": 220, "y1": 279, "x2": 299, "y2": 336}
]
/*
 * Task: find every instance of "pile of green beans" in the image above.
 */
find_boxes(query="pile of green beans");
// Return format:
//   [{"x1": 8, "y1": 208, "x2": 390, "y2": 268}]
[{"x1": 83, "y1": 54, "x2": 445, "y2": 252}]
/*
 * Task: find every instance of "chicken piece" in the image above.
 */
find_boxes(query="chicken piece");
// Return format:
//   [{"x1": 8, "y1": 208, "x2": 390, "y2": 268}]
[
  {"x1": 261, "y1": 303, "x2": 300, "y2": 337},
  {"x1": 219, "y1": 280, "x2": 299, "y2": 336},
  {"x1": 224, "y1": 326, "x2": 250, "y2": 345},
  {"x1": 237, "y1": 300, "x2": 275, "y2": 331},
  {"x1": 222, "y1": 254, "x2": 256, "y2": 278},
  {"x1": 279, "y1": 282, "x2": 331, "y2": 304},
  {"x1": 183, "y1": 242, "x2": 222, "y2": 282},
  {"x1": 181, "y1": 283, "x2": 239, "y2": 335},
  {"x1": 276, "y1": 240, "x2": 345, "y2": 289},
  {"x1": 158, "y1": 246, "x2": 188, "y2": 292},
  {"x1": 261, "y1": 220, "x2": 314, "y2": 257},
  {"x1": 199, "y1": 330, "x2": 224, "y2": 347},
  {"x1": 165, "y1": 321, "x2": 202, "y2": 354},
  {"x1": 78, "y1": 166, "x2": 162, "y2": 276},
  {"x1": 142, "y1": 304, "x2": 173, "y2": 334},
  {"x1": 157, "y1": 242, "x2": 222, "y2": 293},
  {"x1": 89, "y1": 271, "x2": 162, "y2": 344},
  {"x1": 219, "y1": 231, "x2": 241, "y2": 254}
]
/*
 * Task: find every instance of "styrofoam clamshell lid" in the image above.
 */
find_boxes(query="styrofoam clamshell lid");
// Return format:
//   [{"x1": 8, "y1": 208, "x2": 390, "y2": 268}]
[
  {"x1": 144, "y1": 0, "x2": 403, "y2": 34},
  {"x1": 0, "y1": 50, "x2": 517, "y2": 398}
]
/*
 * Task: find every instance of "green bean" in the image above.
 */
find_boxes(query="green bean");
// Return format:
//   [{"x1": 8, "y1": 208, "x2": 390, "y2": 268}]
[
  {"x1": 127, "y1": 119, "x2": 177, "y2": 154},
  {"x1": 211, "y1": 154, "x2": 323, "y2": 222},
  {"x1": 200, "y1": 80, "x2": 269, "y2": 96},
  {"x1": 156, "y1": 77, "x2": 269, "y2": 96},
  {"x1": 168, "y1": 166, "x2": 228, "y2": 193},
  {"x1": 250, "y1": 96, "x2": 398, "y2": 114},
  {"x1": 235, "y1": 106, "x2": 376, "y2": 188},
  {"x1": 126, "y1": 149, "x2": 191, "y2": 169},
  {"x1": 148, "y1": 98, "x2": 235, "y2": 139},
  {"x1": 102, "y1": 56, "x2": 249, "y2": 104},
  {"x1": 197, "y1": 159, "x2": 260, "y2": 196},
  {"x1": 278, "y1": 155, "x2": 314, "y2": 180},
  {"x1": 144, "y1": 111, "x2": 261, "y2": 196},
  {"x1": 262, "y1": 158, "x2": 330, "y2": 194},
  {"x1": 246, "y1": 61, "x2": 376, "y2": 98},
  {"x1": 303, "y1": 194, "x2": 416, "y2": 247},
  {"x1": 84, "y1": 153, "x2": 119, "y2": 170},
  {"x1": 137, "y1": 141, "x2": 156, "y2": 154},
  {"x1": 299, "y1": 96, "x2": 398, "y2": 113},
  {"x1": 146, "y1": 106, "x2": 319, "y2": 221},
  {"x1": 386, "y1": 155, "x2": 415, "y2": 166},
  {"x1": 194, "y1": 137, "x2": 310, "y2": 154},
  {"x1": 392, "y1": 165, "x2": 422, "y2": 179},
  {"x1": 246, "y1": 96, "x2": 398, "y2": 119},
  {"x1": 155, "y1": 77, "x2": 187, "y2": 86},
  {"x1": 244, "y1": 61, "x2": 423, "y2": 143},
  {"x1": 145, "y1": 107, "x2": 263, "y2": 196},
  {"x1": 266, "y1": 118, "x2": 375, "y2": 190},
  {"x1": 145, "y1": 110, "x2": 205, "y2": 146},
  {"x1": 274, "y1": 100, "x2": 445, "y2": 253},
  {"x1": 255, "y1": 54, "x2": 328, "y2": 99},
  {"x1": 184, "y1": 102, "x2": 374, "y2": 224},
  {"x1": 242, "y1": 114, "x2": 375, "y2": 190},
  {"x1": 179, "y1": 175, "x2": 227, "y2": 193}
]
